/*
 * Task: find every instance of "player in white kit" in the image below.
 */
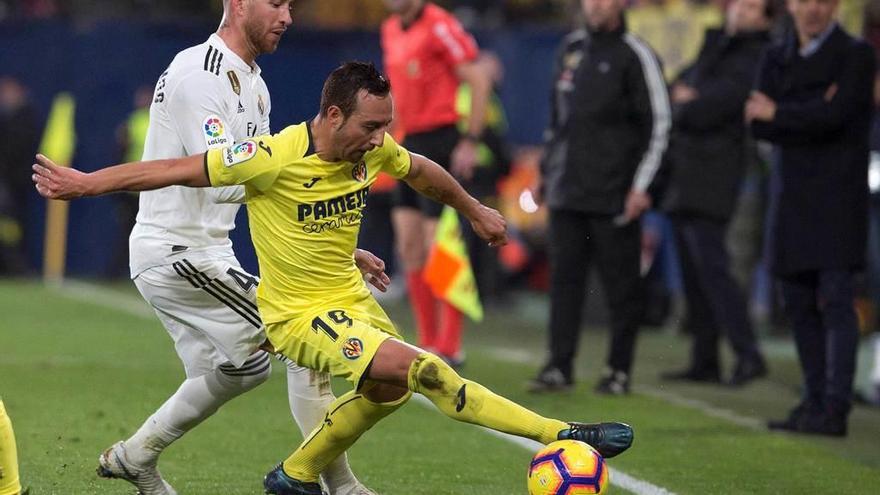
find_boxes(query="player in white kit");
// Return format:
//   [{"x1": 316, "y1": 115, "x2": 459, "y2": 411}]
[{"x1": 96, "y1": 1, "x2": 379, "y2": 494}]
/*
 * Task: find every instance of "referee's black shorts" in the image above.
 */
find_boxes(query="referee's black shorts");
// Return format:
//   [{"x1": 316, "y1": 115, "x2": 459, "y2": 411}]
[{"x1": 394, "y1": 124, "x2": 459, "y2": 218}]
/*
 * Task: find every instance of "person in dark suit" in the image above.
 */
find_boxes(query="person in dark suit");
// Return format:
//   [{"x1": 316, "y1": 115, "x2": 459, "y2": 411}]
[
  {"x1": 660, "y1": 0, "x2": 774, "y2": 386},
  {"x1": 746, "y1": 0, "x2": 876, "y2": 436}
]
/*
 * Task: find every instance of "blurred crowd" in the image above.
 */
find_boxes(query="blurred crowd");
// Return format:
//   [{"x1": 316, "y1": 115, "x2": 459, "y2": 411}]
[
  {"x1": 0, "y1": 0, "x2": 569, "y2": 25},
  {"x1": 0, "y1": 0, "x2": 870, "y2": 32}
]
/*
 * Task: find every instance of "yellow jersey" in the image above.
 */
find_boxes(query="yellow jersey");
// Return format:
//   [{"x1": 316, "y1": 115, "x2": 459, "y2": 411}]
[{"x1": 205, "y1": 121, "x2": 411, "y2": 324}]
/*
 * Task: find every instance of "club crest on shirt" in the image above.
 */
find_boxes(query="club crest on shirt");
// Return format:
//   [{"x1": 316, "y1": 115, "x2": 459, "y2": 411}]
[
  {"x1": 203, "y1": 115, "x2": 229, "y2": 147},
  {"x1": 342, "y1": 337, "x2": 364, "y2": 360},
  {"x1": 223, "y1": 140, "x2": 257, "y2": 167},
  {"x1": 257, "y1": 94, "x2": 266, "y2": 116},
  {"x1": 352, "y1": 161, "x2": 367, "y2": 182}
]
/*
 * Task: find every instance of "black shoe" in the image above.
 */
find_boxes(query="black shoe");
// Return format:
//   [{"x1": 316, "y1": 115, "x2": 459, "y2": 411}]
[
  {"x1": 264, "y1": 464, "x2": 325, "y2": 495},
  {"x1": 527, "y1": 366, "x2": 573, "y2": 393},
  {"x1": 660, "y1": 367, "x2": 721, "y2": 383},
  {"x1": 820, "y1": 414, "x2": 848, "y2": 437},
  {"x1": 594, "y1": 368, "x2": 630, "y2": 395},
  {"x1": 768, "y1": 403, "x2": 846, "y2": 437},
  {"x1": 558, "y1": 422, "x2": 634, "y2": 458},
  {"x1": 725, "y1": 359, "x2": 767, "y2": 387}
]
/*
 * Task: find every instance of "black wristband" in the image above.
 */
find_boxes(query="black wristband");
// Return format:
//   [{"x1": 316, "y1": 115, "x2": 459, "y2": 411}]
[{"x1": 461, "y1": 132, "x2": 481, "y2": 143}]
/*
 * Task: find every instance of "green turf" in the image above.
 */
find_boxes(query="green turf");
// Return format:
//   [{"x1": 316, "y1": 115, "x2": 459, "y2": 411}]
[{"x1": 1, "y1": 279, "x2": 879, "y2": 494}]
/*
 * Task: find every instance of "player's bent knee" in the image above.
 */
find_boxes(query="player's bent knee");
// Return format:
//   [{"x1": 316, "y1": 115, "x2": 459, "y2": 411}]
[
  {"x1": 368, "y1": 338, "x2": 422, "y2": 386},
  {"x1": 408, "y1": 352, "x2": 463, "y2": 395}
]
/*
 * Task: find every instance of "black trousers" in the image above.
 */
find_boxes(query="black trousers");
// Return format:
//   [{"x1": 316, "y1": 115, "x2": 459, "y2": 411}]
[
  {"x1": 779, "y1": 270, "x2": 859, "y2": 416},
  {"x1": 672, "y1": 215, "x2": 762, "y2": 370},
  {"x1": 546, "y1": 209, "x2": 644, "y2": 377}
]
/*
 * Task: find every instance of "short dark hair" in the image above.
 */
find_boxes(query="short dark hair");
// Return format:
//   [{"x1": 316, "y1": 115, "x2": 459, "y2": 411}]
[{"x1": 319, "y1": 61, "x2": 392, "y2": 118}]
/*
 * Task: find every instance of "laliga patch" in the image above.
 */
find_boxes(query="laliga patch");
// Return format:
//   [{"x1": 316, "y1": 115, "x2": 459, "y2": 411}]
[
  {"x1": 352, "y1": 161, "x2": 367, "y2": 182},
  {"x1": 223, "y1": 140, "x2": 257, "y2": 167},
  {"x1": 203, "y1": 115, "x2": 229, "y2": 147},
  {"x1": 342, "y1": 337, "x2": 364, "y2": 360}
]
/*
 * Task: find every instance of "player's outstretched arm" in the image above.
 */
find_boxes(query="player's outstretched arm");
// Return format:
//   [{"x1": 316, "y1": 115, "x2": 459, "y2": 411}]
[
  {"x1": 403, "y1": 152, "x2": 507, "y2": 247},
  {"x1": 32, "y1": 153, "x2": 209, "y2": 200}
]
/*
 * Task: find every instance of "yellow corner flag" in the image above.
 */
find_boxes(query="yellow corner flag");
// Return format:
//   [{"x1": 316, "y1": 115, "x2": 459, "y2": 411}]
[
  {"x1": 39, "y1": 92, "x2": 77, "y2": 284},
  {"x1": 423, "y1": 206, "x2": 484, "y2": 322}
]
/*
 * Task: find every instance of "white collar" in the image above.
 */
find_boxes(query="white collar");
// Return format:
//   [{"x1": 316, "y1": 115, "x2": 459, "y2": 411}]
[
  {"x1": 208, "y1": 33, "x2": 261, "y2": 75},
  {"x1": 799, "y1": 22, "x2": 837, "y2": 58}
]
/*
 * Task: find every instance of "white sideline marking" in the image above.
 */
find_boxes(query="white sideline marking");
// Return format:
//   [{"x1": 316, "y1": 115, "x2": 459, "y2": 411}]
[
  {"x1": 51, "y1": 280, "x2": 155, "y2": 319},
  {"x1": 633, "y1": 387, "x2": 763, "y2": 430},
  {"x1": 412, "y1": 395, "x2": 676, "y2": 495},
  {"x1": 486, "y1": 348, "x2": 765, "y2": 431},
  {"x1": 57, "y1": 282, "x2": 676, "y2": 494}
]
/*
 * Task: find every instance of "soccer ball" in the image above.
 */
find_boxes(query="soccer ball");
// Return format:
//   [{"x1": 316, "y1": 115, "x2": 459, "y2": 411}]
[{"x1": 527, "y1": 440, "x2": 609, "y2": 495}]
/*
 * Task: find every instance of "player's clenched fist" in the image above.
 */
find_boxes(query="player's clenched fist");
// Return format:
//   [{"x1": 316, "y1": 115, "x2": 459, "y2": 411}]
[{"x1": 468, "y1": 203, "x2": 507, "y2": 247}]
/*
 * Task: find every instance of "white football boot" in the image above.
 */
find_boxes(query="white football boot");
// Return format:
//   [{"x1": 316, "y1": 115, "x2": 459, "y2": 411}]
[{"x1": 97, "y1": 441, "x2": 177, "y2": 495}]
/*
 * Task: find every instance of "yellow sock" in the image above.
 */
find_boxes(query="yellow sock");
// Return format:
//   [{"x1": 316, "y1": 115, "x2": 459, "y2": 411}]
[
  {"x1": 408, "y1": 353, "x2": 567, "y2": 444},
  {"x1": 0, "y1": 400, "x2": 22, "y2": 495},
  {"x1": 282, "y1": 389, "x2": 410, "y2": 481}
]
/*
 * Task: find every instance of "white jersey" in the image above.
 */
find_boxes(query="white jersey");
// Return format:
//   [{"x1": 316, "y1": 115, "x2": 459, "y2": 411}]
[{"x1": 129, "y1": 33, "x2": 271, "y2": 277}]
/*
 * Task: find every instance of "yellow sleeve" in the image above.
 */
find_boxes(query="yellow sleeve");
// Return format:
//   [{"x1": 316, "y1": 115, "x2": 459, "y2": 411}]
[
  {"x1": 375, "y1": 133, "x2": 411, "y2": 179},
  {"x1": 205, "y1": 133, "x2": 283, "y2": 192}
]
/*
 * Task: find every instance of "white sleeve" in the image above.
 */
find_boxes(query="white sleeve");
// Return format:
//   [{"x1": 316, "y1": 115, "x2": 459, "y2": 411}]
[{"x1": 167, "y1": 70, "x2": 246, "y2": 203}]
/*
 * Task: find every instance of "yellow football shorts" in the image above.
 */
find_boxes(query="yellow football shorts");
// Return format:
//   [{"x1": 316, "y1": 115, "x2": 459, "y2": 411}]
[{"x1": 267, "y1": 294, "x2": 403, "y2": 386}]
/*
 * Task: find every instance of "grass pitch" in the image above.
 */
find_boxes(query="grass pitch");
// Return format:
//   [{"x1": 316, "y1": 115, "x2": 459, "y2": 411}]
[{"x1": 1, "y1": 279, "x2": 879, "y2": 494}]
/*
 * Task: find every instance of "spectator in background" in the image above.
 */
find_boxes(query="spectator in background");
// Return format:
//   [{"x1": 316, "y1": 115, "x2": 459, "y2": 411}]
[
  {"x1": 527, "y1": 0, "x2": 670, "y2": 395},
  {"x1": 747, "y1": 0, "x2": 875, "y2": 436},
  {"x1": 660, "y1": 0, "x2": 773, "y2": 386},
  {"x1": 381, "y1": 0, "x2": 494, "y2": 366},
  {"x1": 106, "y1": 85, "x2": 152, "y2": 279},
  {"x1": 0, "y1": 76, "x2": 39, "y2": 276}
]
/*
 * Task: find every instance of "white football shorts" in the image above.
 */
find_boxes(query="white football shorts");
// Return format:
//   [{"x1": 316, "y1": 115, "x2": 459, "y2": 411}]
[{"x1": 134, "y1": 256, "x2": 266, "y2": 378}]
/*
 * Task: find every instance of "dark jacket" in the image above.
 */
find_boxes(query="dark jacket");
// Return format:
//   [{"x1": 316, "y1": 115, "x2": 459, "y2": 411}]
[
  {"x1": 541, "y1": 21, "x2": 671, "y2": 214},
  {"x1": 0, "y1": 99, "x2": 39, "y2": 217},
  {"x1": 751, "y1": 25, "x2": 875, "y2": 275},
  {"x1": 662, "y1": 28, "x2": 771, "y2": 221}
]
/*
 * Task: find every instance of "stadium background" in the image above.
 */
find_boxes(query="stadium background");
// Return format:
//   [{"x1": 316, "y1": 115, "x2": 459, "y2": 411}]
[
  {"x1": 3, "y1": 1, "x2": 880, "y2": 493},
  {"x1": 0, "y1": 12, "x2": 560, "y2": 276}
]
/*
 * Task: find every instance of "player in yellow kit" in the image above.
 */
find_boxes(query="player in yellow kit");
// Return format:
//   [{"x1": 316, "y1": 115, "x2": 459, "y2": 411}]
[
  {"x1": 0, "y1": 399, "x2": 23, "y2": 495},
  {"x1": 33, "y1": 62, "x2": 633, "y2": 495}
]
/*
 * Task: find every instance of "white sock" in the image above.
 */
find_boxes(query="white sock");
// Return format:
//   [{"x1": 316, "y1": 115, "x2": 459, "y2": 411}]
[
  {"x1": 284, "y1": 359, "x2": 361, "y2": 493},
  {"x1": 125, "y1": 351, "x2": 271, "y2": 466}
]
